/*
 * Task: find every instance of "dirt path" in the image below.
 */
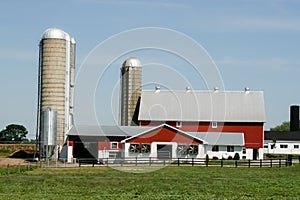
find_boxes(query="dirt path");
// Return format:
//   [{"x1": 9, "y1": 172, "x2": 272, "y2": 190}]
[{"x1": 0, "y1": 157, "x2": 29, "y2": 168}]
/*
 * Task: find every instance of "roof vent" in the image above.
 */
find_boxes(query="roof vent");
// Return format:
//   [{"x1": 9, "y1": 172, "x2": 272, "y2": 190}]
[
  {"x1": 214, "y1": 87, "x2": 219, "y2": 92},
  {"x1": 186, "y1": 86, "x2": 191, "y2": 92},
  {"x1": 245, "y1": 87, "x2": 250, "y2": 93},
  {"x1": 155, "y1": 86, "x2": 160, "y2": 92}
]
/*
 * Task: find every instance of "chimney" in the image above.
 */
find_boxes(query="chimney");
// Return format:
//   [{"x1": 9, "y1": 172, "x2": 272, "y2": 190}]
[{"x1": 290, "y1": 105, "x2": 299, "y2": 132}]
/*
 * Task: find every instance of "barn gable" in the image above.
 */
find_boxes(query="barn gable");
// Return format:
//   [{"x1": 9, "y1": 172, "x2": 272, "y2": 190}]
[{"x1": 122, "y1": 124, "x2": 203, "y2": 144}]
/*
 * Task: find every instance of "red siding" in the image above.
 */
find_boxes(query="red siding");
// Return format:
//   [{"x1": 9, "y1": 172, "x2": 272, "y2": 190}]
[
  {"x1": 68, "y1": 141, "x2": 74, "y2": 146},
  {"x1": 140, "y1": 121, "x2": 264, "y2": 148},
  {"x1": 127, "y1": 126, "x2": 201, "y2": 144},
  {"x1": 98, "y1": 141, "x2": 122, "y2": 150},
  {"x1": 98, "y1": 141, "x2": 110, "y2": 150}
]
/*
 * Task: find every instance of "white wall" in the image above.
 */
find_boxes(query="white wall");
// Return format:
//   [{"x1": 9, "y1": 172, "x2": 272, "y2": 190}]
[
  {"x1": 122, "y1": 143, "x2": 244, "y2": 159},
  {"x1": 67, "y1": 146, "x2": 73, "y2": 163},
  {"x1": 206, "y1": 146, "x2": 243, "y2": 159},
  {"x1": 264, "y1": 140, "x2": 300, "y2": 155}
]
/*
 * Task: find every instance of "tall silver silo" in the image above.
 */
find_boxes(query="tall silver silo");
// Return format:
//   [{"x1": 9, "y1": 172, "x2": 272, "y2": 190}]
[
  {"x1": 120, "y1": 57, "x2": 142, "y2": 126},
  {"x1": 37, "y1": 28, "x2": 76, "y2": 155},
  {"x1": 40, "y1": 108, "x2": 57, "y2": 159}
]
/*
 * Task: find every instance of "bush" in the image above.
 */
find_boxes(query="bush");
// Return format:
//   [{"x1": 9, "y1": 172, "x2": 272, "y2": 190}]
[
  {"x1": 233, "y1": 153, "x2": 240, "y2": 160},
  {"x1": 228, "y1": 156, "x2": 233, "y2": 160}
]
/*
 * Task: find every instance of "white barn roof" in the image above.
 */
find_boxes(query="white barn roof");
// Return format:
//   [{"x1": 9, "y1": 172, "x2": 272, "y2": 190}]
[
  {"x1": 138, "y1": 90, "x2": 266, "y2": 123},
  {"x1": 67, "y1": 125, "x2": 153, "y2": 137},
  {"x1": 188, "y1": 132, "x2": 244, "y2": 146}
]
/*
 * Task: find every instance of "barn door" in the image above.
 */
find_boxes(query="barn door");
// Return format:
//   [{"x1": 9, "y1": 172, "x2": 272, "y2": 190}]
[{"x1": 157, "y1": 144, "x2": 172, "y2": 159}]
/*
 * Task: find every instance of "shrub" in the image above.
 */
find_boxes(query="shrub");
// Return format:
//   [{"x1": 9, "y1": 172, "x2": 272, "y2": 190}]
[
  {"x1": 227, "y1": 156, "x2": 233, "y2": 160},
  {"x1": 233, "y1": 153, "x2": 240, "y2": 160}
]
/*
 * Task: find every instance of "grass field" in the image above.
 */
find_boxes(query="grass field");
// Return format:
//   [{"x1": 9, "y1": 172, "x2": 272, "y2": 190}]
[{"x1": 0, "y1": 164, "x2": 300, "y2": 199}]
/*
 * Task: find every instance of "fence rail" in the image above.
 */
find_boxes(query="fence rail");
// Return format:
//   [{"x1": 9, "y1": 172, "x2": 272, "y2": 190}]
[{"x1": 76, "y1": 157, "x2": 296, "y2": 168}]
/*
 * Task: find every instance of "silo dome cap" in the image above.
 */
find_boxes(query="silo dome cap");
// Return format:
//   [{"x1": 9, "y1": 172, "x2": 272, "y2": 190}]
[
  {"x1": 42, "y1": 28, "x2": 71, "y2": 41},
  {"x1": 122, "y1": 57, "x2": 142, "y2": 67}
]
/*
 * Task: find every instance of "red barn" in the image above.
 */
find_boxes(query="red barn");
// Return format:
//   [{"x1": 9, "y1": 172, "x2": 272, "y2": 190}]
[
  {"x1": 66, "y1": 124, "x2": 244, "y2": 162},
  {"x1": 137, "y1": 89, "x2": 266, "y2": 160},
  {"x1": 64, "y1": 88, "x2": 265, "y2": 161}
]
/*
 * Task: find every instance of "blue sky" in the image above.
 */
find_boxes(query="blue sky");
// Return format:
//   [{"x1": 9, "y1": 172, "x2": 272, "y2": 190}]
[{"x1": 1, "y1": 0, "x2": 300, "y2": 138}]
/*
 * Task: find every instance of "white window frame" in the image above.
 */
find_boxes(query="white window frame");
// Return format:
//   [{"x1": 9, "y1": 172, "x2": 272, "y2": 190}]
[
  {"x1": 176, "y1": 121, "x2": 182, "y2": 127},
  {"x1": 212, "y1": 122, "x2": 218, "y2": 128},
  {"x1": 111, "y1": 142, "x2": 118, "y2": 149}
]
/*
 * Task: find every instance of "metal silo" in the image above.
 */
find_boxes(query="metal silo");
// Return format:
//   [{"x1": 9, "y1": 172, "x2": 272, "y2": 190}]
[
  {"x1": 40, "y1": 108, "x2": 57, "y2": 159},
  {"x1": 120, "y1": 57, "x2": 142, "y2": 126},
  {"x1": 36, "y1": 28, "x2": 76, "y2": 159}
]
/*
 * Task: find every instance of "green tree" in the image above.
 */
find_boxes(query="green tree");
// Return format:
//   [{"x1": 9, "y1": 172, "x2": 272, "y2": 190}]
[
  {"x1": 0, "y1": 124, "x2": 28, "y2": 143},
  {"x1": 269, "y1": 121, "x2": 300, "y2": 131}
]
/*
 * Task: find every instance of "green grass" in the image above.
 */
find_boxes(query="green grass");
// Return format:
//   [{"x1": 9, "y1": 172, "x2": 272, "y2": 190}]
[
  {"x1": 0, "y1": 165, "x2": 37, "y2": 175},
  {"x1": 0, "y1": 165, "x2": 300, "y2": 199}
]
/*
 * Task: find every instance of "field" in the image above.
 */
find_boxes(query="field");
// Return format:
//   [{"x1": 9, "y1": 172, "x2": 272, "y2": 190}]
[{"x1": 0, "y1": 164, "x2": 300, "y2": 199}]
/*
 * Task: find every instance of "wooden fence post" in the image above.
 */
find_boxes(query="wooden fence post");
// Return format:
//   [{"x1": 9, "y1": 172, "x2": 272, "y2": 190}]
[
  {"x1": 149, "y1": 157, "x2": 151, "y2": 166},
  {"x1": 221, "y1": 159, "x2": 223, "y2": 167},
  {"x1": 270, "y1": 159, "x2": 272, "y2": 168},
  {"x1": 260, "y1": 159, "x2": 262, "y2": 168},
  {"x1": 279, "y1": 159, "x2": 281, "y2": 167},
  {"x1": 235, "y1": 160, "x2": 238, "y2": 168},
  {"x1": 248, "y1": 159, "x2": 251, "y2": 168},
  {"x1": 178, "y1": 158, "x2": 180, "y2": 166},
  {"x1": 192, "y1": 158, "x2": 194, "y2": 167}
]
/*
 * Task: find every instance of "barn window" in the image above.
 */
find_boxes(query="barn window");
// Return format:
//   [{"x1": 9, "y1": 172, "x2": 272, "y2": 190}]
[
  {"x1": 177, "y1": 145, "x2": 188, "y2": 155},
  {"x1": 280, "y1": 144, "x2": 288, "y2": 149},
  {"x1": 111, "y1": 142, "x2": 118, "y2": 149},
  {"x1": 176, "y1": 121, "x2": 182, "y2": 127},
  {"x1": 188, "y1": 145, "x2": 198, "y2": 155},
  {"x1": 141, "y1": 144, "x2": 151, "y2": 153},
  {"x1": 227, "y1": 146, "x2": 234, "y2": 152},
  {"x1": 242, "y1": 148, "x2": 246, "y2": 154},
  {"x1": 294, "y1": 145, "x2": 299, "y2": 149},
  {"x1": 212, "y1": 145, "x2": 219, "y2": 152},
  {"x1": 212, "y1": 122, "x2": 217, "y2": 128},
  {"x1": 129, "y1": 144, "x2": 140, "y2": 153}
]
